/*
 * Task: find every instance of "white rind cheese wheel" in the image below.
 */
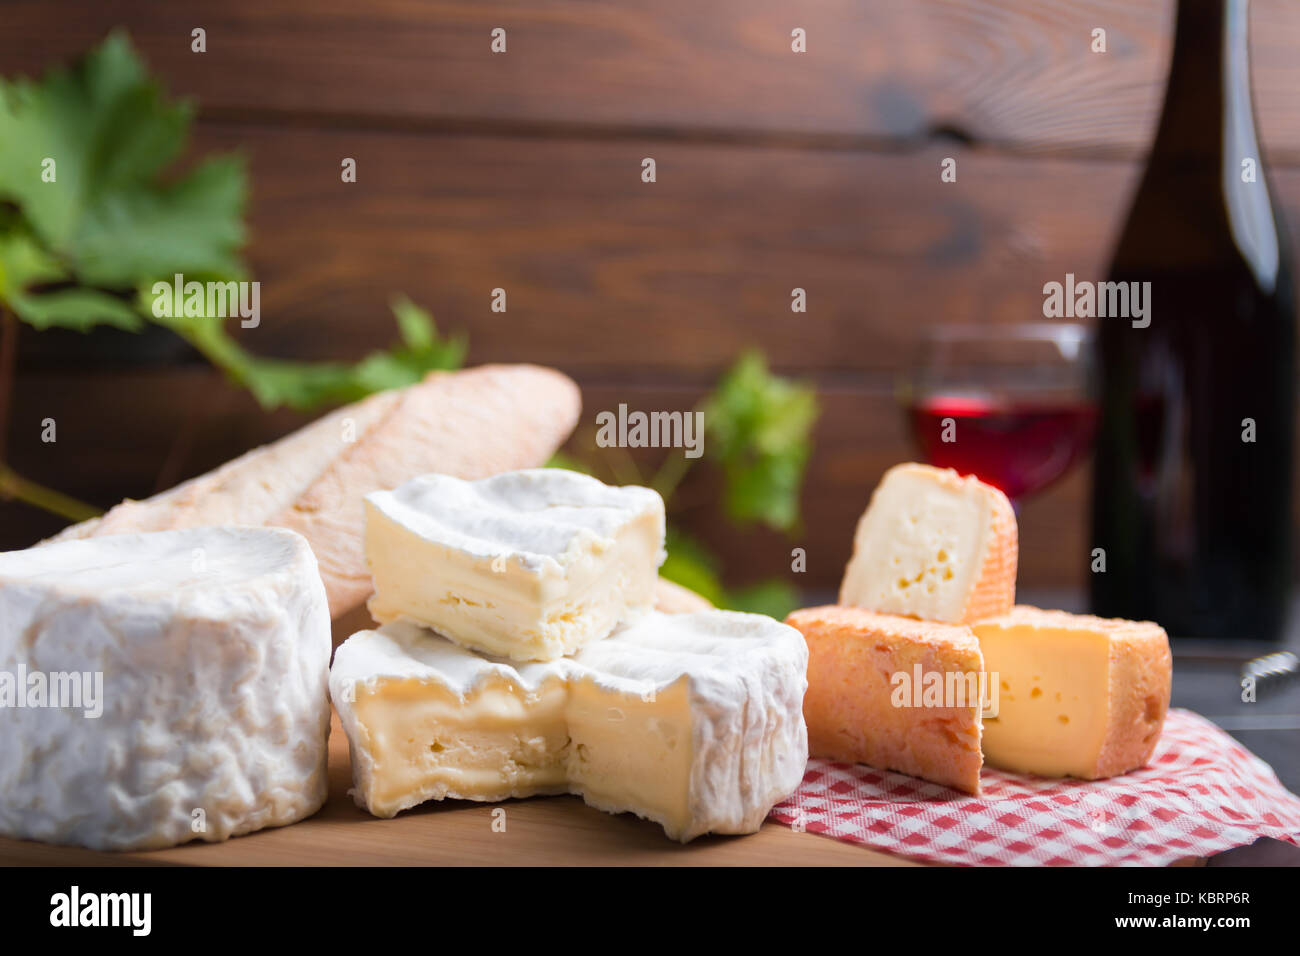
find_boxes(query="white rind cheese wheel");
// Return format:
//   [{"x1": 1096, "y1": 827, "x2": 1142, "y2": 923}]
[{"x1": 0, "y1": 527, "x2": 331, "y2": 851}]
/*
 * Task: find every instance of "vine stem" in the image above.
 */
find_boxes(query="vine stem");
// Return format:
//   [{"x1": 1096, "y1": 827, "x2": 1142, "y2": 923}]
[
  {"x1": 0, "y1": 464, "x2": 102, "y2": 522},
  {"x1": 649, "y1": 399, "x2": 705, "y2": 503},
  {"x1": 0, "y1": 305, "x2": 15, "y2": 466},
  {"x1": 0, "y1": 305, "x2": 103, "y2": 524}
]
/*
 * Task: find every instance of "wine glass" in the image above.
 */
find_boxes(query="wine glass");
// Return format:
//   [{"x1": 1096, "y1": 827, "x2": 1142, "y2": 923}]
[{"x1": 902, "y1": 323, "x2": 1097, "y2": 505}]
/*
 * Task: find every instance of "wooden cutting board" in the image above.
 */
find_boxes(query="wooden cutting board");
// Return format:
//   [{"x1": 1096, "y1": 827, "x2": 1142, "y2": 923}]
[{"x1": 0, "y1": 710, "x2": 914, "y2": 866}]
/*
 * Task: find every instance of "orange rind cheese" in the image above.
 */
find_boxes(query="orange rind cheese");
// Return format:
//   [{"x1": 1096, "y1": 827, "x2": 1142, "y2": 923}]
[
  {"x1": 786, "y1": 605, "x2": 985, "y2": 794},
  {"x1": 840, "y1": 463, "x2": 1017, "y2": 624},
  {"x1": 972, "y1": 606, "x2": 1171, "y2": 779}
]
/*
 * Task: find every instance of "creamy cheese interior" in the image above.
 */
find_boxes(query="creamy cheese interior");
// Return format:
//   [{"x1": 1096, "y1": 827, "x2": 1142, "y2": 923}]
[
  {"x1": 353, "y1": 675, "x2": 571, "y2": 815},
  {"x1": 366, "y1": 505, "x2": 662, "y2": 660},
  {"x1": 364, "y1": 470, "x2": 665, "y2": 662},
  {"x1": 974, "y1": 621, "x2": 1111, "y2": 778},
  {"x1": 840, "y1": 468, "x2": 991, "y2": 621},
  {"x1": 566, "y1": 676, "x2": 694, "y2": 839}
]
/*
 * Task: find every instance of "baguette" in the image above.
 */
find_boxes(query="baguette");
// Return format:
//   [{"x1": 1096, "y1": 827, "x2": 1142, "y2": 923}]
[{"x1": 50, "y1": 364, "x2": 582, "y2": 617}]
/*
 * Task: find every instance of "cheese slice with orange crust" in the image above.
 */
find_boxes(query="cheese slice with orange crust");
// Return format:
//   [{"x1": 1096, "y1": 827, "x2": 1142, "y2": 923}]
[
  {"x1": 786, "y1": 605, "x2": 985, "y2": 794},
  {"x1": 840, "y1": 463, "x2": 1017, "y2": 624},
  {"x1": 972, "y1": 606, "x2": 1171, "y2": 780}
]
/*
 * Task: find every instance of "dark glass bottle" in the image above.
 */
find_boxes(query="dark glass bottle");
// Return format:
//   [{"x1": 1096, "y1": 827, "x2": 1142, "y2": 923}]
[{"x1": 1091, "y1": 0, "x2": 1295, "y2": 640}]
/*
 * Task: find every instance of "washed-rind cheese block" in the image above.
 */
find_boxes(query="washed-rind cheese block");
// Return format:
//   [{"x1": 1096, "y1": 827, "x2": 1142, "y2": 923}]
[
  {"x1": 365, "y1": 469, "x2": 666, "y2": 662},
  {"x1": 972, "y1": 606, "x2": 1171, "y2": 779},
  {"x1": 0, "y1": 527, "x2": 331, "y2": 851},
  {"x1": 330, "y1": 611, "x2": 809, "y2": 842},
  {"x1": 48, "y1": 365, "x2": 582, "y2": 618},
  {"x1": 840, "y1": 463, "x2": 1017, "y2": 624},
  {"x1": 786, "y1": 605, "x2": 985, "y2": 794}
]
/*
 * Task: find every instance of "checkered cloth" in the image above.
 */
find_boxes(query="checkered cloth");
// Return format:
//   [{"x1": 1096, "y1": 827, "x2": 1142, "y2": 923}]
[{"x1": 769, "y1": 709, "x2": 1300, "y2": 865}]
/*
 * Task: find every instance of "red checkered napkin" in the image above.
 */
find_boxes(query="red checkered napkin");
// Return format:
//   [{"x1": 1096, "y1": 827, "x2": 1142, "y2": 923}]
[{"x1": 769, "y1": 709, "x2": 1300, "y2": 865}]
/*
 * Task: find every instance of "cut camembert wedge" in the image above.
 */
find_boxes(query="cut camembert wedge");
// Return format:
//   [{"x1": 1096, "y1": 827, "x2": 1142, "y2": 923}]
[
  {"x1": 330, "y1": 611, "x2": 808, "y2": 842},
  {"x1": 365, "y1": 469, "x2": 666, "y2": 662},
  {"x1": 840, "y1": 463, "x2": 1017, "y2": 624},
  {"x1": 972, "y1": 606, "x2": 1171, "y2": 779},
  {"x1": 786, "y1": 605, "x2": 985, "y2": 794}
]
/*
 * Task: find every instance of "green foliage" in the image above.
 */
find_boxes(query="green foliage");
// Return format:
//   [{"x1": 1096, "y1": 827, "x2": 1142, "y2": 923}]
[
  {"x1": 0, "y1": 32, "x2": 244, "y2": 300},
  {"x1": 0, "y1": 31, "x2": 465, "y2": 410},
  {"x1": 724, "y1": 579, "x2": 801, "y2": 621},
  {"x1": 570, "y1": 352, "x2": 820, "y2": 618},
  {"x1": 659, "y1": 528, "x2": 728, "y2": 608},
  {"x1": 702, "y1": 349, "x2": 818, "y2": 532},
  {"x1": 658, "y1": 528, "x2": 801, "y2": 620},
  {"x1": 0, "y1": 230, "x2": 145, "y2": 331},
  {"x1": 544, "y1": 451, "x2": 592, "y2": 475},
  {"x1": 142, "y1": 290, "x2": 466, "y2": 409}
]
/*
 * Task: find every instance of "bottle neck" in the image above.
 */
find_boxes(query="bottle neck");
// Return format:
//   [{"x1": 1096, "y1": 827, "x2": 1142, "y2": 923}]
[
  {"x1": 1151, "y1": 0, "x2": 1280, "y2": 288},
  {"x1": 1152, "y1": 0, "x2": 1253, "y2": 161}
]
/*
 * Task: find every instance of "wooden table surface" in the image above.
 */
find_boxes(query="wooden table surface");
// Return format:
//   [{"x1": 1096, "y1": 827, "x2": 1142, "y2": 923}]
[{"x1": 0, "y1": 711, "x2": 914, "y2": 867}]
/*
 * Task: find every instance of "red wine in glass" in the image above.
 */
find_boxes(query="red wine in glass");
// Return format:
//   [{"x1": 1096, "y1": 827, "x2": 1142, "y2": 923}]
[
  {"x1": 905, "y1": 323, "x2": 1096, "y2": 504},
  {"x1": 908, "y1": 395, "x2": 1097, "y2": 500}
]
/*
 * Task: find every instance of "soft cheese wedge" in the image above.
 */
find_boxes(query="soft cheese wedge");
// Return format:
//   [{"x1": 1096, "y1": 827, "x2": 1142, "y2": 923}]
[
  {"x1": 840, "y1": 463, "x2": 1017, "y2": 623},
  {"x1": 786, "y1": 605, "x2": 985, "y2": 793},
  {"x1": 330, "y1": 611, "x2": 809, "y2": 842},
  {"x1": 0, "y1": 527, "x2": 331, "y2": 851},
  {"x1": 365, "y1": 469, "x2": 666, "y2": 661},
  {"x1": 972, "y1": 606, "x2": 1171, "y2": 779}
]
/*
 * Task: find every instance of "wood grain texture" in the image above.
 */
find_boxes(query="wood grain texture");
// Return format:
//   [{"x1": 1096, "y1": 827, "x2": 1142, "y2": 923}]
[
  {"x1": 3, "y1": 1, "x2": 1300, "y2": 160},
  {"x1": 202, "y1": 129, "x2": 1141, "y2": 376},
  {"x1": 0, "y1": 711, "x2": 910, "y2": 866},
  {"x1": 11, "y1": 125, "x2": 1275, "y2": 380},
  {"x1": 23, "y1": 127, "x2": 1148, "y2": 377}
]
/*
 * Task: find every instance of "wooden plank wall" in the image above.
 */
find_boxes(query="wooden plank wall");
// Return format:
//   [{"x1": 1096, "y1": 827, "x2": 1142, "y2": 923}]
[{"x1": 5, "y1": 1, "x2": 1300, "y2": 594}]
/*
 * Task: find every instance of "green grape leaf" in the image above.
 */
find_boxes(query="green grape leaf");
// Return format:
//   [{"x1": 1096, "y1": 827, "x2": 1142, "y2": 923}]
[
  {"x1": 139, "y1": 285, "x2": 467, "y2": 410},
  {"x1": 0, "y1": 30, "x2": 245, "y2": 288},
  {"x1": 701, "y1": 350, "x2": 819, "y2": 532},
  {"x1": 545, "y1": 451, "x2": 593, "y2": 474},
  {"x1": 658, "y1": 527, "x2": 728, "y2": 608},
  {"x1": 659, "y1": 526, "x2": 800, "y2": 618},
  {"x1": 10, "y1": 287, "x2": 143, "y2": 332},
  {"x1": 0, "y1": 230, "x2": 66, "y2": 300},
  {"x1": 723, "y1": 580, "x2": 801, "y2": 620}
]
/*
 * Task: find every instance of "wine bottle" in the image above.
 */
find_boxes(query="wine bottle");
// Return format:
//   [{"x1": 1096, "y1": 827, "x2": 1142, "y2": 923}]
[{"x1": 1091, "y1": 0, "x2": 1296, "y2": 640}]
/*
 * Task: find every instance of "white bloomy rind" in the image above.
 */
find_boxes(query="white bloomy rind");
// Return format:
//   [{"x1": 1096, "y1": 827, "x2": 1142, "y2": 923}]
[
  {"x1": 364, "y1": 469, "x2": 667, "y2": 661},
  {"x1": 330, "y1": 610, "x2": 809, "y2": 842},
  {"x1": 0, "y1": 527, "x2": 331, "y2": 851}
]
